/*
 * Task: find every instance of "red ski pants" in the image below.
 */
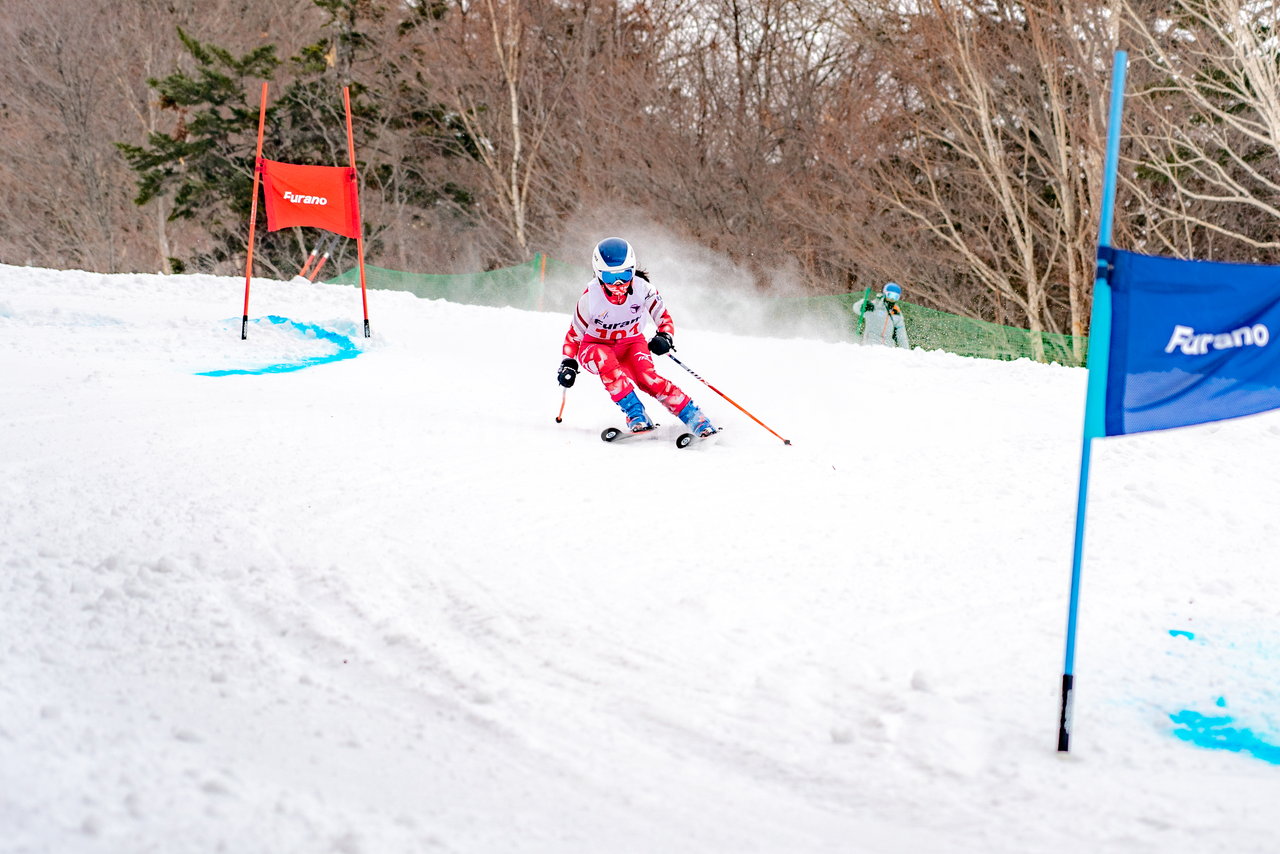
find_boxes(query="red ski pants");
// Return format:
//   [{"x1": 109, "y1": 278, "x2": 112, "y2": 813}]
[{"x1": 579, "y1": 337, "x2": 691, "y2": 415}]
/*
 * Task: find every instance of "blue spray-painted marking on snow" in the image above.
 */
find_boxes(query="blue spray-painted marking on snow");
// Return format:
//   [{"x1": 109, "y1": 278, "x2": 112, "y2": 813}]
[
  {"x1": 1170, "y1": 709, "x2": 1280, "y2": 765},
  {"x1": 1164, "y1": 631, "x2": 1280, "y2": 764},
  {"x1": 196, "y1": 316, "x2": 360, "y2": 376}
]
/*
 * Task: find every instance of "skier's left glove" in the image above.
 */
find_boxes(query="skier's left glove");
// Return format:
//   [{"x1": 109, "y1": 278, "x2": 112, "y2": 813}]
[
  {"x1": 557, "y1": 358, "x2": 578, "y2": 388},
  {"x1": 648, "y1": 331, "x2": 673, "y2": 356}
]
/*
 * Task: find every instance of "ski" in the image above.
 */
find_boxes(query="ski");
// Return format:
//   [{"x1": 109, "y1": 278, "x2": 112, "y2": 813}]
[
  {"x1": 675, "y1": 428, "x2": 723, "y2": 449},
  {"x1": 601, "y1": 424, "x2": 661, "y2": 443},
  {"x1": 601, "y1": 424, "x2": 722, "y2": 448}
]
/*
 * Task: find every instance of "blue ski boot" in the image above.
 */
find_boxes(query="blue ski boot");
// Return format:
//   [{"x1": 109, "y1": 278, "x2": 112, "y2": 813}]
[
  {"x1": 618, "y1": 391, "x2": 654, "y2": 432},
  {"x1": 677, "y1": 401, "x2": 717, "y2": 437}
]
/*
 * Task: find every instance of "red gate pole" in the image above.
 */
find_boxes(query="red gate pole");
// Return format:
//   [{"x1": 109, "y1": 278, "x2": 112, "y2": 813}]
[
  {"x1": 343, "y1": 86, "x2": 371, "y2": 338},
  {"x1": 241, "y1": 81, "x2": 269, "y2": 340}
]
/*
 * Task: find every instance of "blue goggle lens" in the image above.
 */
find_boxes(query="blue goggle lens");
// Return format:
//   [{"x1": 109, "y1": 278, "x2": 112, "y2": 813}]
[{"x1": 599, "y1": 269, "x2": 634, "y2": 285}]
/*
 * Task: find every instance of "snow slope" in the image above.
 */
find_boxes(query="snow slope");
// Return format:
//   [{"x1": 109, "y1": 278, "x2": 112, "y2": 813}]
[{"x1": 2, "y1": 263, "x2": 1279, "y2": 854}]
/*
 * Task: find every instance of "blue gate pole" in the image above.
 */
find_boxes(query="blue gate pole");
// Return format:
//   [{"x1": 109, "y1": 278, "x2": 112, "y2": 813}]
[{"x1": 1059, "y1": 49, "x2": 1128, "y2": 753}]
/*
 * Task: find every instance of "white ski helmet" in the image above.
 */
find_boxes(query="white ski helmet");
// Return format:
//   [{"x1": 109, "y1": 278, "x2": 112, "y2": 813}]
[
  {"x1": 883, "y1": 282, "x2": 902, "y2": 302},
  {"x1": 592, "y1": 237, "x2": 637, "y2": 304}
]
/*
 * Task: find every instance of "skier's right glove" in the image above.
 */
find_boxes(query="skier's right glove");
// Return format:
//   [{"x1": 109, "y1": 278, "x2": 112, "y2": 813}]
[
  {"x1": 648, "y1": 331, "x2": 673, "y2": 355},
  {"x1": 557, "y1": 358, "x2": 578, "y2": 388}
]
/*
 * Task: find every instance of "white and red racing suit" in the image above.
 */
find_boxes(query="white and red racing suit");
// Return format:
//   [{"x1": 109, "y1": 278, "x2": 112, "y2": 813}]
[{"x1": 562, "y1": 275, "x2": 693, "y2": 415}]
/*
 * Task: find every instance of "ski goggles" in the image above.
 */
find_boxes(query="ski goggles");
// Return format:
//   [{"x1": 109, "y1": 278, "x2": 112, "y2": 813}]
[{"x1": 598, "y1": 268, "x2": 634, "y2": 285}]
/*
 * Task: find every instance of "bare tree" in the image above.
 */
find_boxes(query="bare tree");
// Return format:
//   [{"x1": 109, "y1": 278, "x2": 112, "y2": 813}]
[
  {"x1": 1120, "y1": 0, "x2": 1280, "y2": 262},
  {"x1": 0, "y1": 0, "x2": 324, "y2": 272},
  {"x1": 804, "y1": 0, "x2": 1115, "y2": 353},
  {"x1": 0, "y1": 0, "x2": 130, "y2": 270},
  {"x1": 633, "y1": 0, "x2": 851, "y2": 287},
  {"x1": 406, "y1": 0, "x2": 564, "y2": 263}
]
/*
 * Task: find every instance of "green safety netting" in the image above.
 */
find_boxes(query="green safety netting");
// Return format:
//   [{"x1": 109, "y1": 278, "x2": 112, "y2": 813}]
[
  {"x1": 767, "y1": 293, "x2": 1087, "y2": 366},
  {"x1": 327, "y1": 259, "x2": 1086, "y2": 366},
  {"x1": 328, "y1": 255, "x2": 574, "y2": 311}
]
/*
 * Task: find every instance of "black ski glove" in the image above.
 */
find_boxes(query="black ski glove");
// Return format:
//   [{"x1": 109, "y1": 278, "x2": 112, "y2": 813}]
[
  {"x1": 648, "y1": 331, "x2": 674, "y2": 355},
  {"x1": 557, "y1": 358, "x2": 578, "y2": 388}
]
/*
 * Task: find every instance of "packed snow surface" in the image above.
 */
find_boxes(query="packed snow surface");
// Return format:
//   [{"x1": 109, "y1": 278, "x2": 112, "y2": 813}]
[{"x1": 2, "y1": 263, "x2": 1279, "y2": 853}]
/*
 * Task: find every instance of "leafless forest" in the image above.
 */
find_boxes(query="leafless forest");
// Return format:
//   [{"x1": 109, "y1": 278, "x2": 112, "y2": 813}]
[{"x1": 2, "y1": 0, "x2": 1277, "y2": 335}]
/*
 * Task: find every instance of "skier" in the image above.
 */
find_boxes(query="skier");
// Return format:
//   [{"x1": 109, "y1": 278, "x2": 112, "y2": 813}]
[
  {"x1": 853, "y1": 282, "x2": 910, "y2": 348},
  {"x1": 556, "y1": 237, "x2": 718, "y2": 436}
]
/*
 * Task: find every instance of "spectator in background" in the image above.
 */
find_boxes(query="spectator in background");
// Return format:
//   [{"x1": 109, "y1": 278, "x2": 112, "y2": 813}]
[{"x1": 854, "y1": 282, "x2": 910, "y2": 348}]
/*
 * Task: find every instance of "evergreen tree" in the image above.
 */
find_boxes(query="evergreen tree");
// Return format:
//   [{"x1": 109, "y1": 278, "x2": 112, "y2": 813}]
[{"x1": 118, "y1": 0, "x2": 475, "y2": 276}]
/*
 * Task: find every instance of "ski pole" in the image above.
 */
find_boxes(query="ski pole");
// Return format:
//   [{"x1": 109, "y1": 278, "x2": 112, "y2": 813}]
[
  {"x1": 666, "y1": 353, "x2": 791, "y2": 445},
  {"x1": 555, "y1": 388, "x2": 567, "y2": 423}
]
